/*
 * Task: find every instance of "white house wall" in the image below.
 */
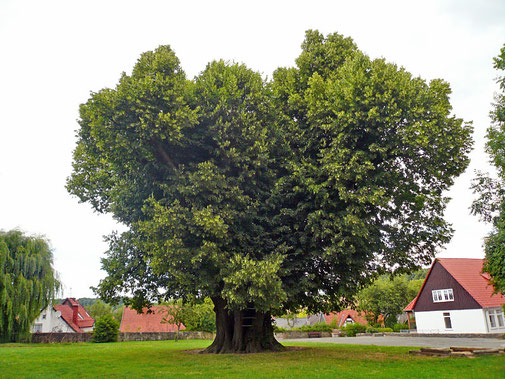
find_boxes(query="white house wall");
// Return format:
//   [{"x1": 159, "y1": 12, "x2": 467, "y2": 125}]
[
  {"x1": 415, "y1": 309, "x2": 488, "y2": 334},
  {"x1": 31, "y1": 307, "x2": 75, "y2": 333}
]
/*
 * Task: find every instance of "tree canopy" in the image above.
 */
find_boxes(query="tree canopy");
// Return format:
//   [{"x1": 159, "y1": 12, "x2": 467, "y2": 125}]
[
  {"x1": 357, "y1": 274, "x2": 424, "y2": 327},
  {"x1": 0, "y1": 230, "x2": 60, "y2": 342},
  {"x1": 67, "y1": 30, "x2": 472, "y2": 352},
  {"x1": 471, "y1": 43, "x2": 505, "y2": 294}
]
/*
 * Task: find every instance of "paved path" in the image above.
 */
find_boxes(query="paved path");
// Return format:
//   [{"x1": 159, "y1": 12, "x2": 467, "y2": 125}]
[{"x1": 281, "y1": 336, "x2": 505, "y2": 349}]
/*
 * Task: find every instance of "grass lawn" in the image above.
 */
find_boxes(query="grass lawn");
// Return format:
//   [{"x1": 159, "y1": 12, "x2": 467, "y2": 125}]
[{"x1": 0, "y1": 340, "x2": 504, "y2": 378}]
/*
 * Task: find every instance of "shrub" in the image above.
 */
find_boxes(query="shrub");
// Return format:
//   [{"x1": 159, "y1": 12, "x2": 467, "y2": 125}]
[
  {"x1": 381, "y1": 327, "x2": 393, "y2": 333},
  {"x1": 366, "y1": 326, "x2": 379, "y2": 334},
  {"x1": 341, "y1": 323, "x2": 366, "y2": 337},
  {"x1": 273, "y1": 325, "x2": 287, "y2": 333},
  {"x1": 393, "y1": 323, "x2": 409, "y2": 332},
  {"x1": 293, "y1": 322, "x2": 333, "y2": 332},
  {"x1": 273, "y1": 322, "x2": 332, "y2": 333},
  {"x1": 92, "y1": 314, "x2": 119, "y2": 343}
]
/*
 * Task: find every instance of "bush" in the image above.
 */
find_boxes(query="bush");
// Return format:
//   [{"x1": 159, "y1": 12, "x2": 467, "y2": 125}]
[
  {"x1": 273, "y1": 325, "x2": 288, "y2": 333},
  {"x1": 273, "y1": 322, "x2": 332, "y2": 333},
  {"x1": 92, "y1": 314, "x2": 119, "y2": 343},
  {"x1": 366, "y1": 326, "x2": 379, "y2": 334},
  {"x1": 341, "y1": 323, "x2": 366, "y2": 337},
  {"x1": 393, "y1": 323, "x2": 409, "y2": 332},
  {"x1": 381, "y1": 327, "x2": 393, "y2": 333}
]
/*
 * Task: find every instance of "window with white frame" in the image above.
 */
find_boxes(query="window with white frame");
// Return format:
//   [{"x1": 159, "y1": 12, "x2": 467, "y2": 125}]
[
  {"x1": 432, "y1": 289, "x2": 454, "y2": 303},
  {"x1": 487, "y1": 309, "x2": 505, "y2": 330}
]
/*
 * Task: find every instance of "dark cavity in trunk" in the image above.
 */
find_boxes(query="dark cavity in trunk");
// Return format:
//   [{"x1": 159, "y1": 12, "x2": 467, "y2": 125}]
[{"x1": 204, "y1": 297, "x2": 284, "y2": 354}]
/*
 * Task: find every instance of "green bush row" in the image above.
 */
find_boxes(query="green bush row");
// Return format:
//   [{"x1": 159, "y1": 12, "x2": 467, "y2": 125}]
[{"x1": 274, "y1": 322, "x2": 332, "y2": 333}]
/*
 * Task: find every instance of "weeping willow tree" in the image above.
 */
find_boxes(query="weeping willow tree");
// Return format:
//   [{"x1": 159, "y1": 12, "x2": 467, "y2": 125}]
[{"x1": 0, "y1": 230, "x2": 60, "y2": 342}]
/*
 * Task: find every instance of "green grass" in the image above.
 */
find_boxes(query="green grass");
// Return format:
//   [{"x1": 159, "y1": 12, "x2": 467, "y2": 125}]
[{"x1": 0, "y1": 340, "x2": 504, "y2": 378}]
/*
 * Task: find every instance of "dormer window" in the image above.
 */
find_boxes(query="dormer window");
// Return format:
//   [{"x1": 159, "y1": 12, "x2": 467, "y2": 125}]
[{"x1": 432, "y1": 289, "x2": 454, "y2": 303}]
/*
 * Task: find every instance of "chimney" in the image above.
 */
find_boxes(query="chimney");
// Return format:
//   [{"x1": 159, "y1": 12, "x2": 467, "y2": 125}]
[{"x1": 72, "y1": 303, "x2": 79, "y2": 324}]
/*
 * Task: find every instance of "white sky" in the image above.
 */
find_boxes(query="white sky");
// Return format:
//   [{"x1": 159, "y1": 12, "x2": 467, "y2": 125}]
[{"x1": 1, "y1": 0, "x2": 504, "y2": 298}]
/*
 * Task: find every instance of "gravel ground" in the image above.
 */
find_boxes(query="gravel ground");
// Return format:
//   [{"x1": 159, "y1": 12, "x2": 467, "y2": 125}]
[{"x1": 281, "y1": 336, "x2": 505, "y2": 349}]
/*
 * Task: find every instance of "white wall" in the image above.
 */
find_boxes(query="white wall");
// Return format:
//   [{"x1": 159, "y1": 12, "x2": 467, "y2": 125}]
[
  {"x1": 415, "y1": 309, "x2": 488, "y2": 333},
  {"x1": 31, "y1": 307, "x2": 75, "y2": 333}
]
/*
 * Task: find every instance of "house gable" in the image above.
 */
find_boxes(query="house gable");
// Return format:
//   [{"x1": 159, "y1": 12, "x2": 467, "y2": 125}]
[{"x1": 414, "y1": 261, "x2": 481, "y2": 312}]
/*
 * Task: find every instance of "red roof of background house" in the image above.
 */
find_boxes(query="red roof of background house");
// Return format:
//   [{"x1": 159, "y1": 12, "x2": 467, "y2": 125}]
[
  {"x1": 403, "y1": 296, "x2": 417, "y2": 312},
  {"x1": 324, "y1": 309, "x2": 368, "y2": 327},
  {"x1": 54, "y1": 298, "x2": 94, "y2": 333},
  {"x1": 404, "y1": 258, "x2": 505, "y2": 311},
  {"x1": 120, "y1": 305, "x2": 186, "y2": 333}
]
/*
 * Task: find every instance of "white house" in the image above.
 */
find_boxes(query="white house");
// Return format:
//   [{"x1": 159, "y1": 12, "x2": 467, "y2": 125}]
[
  {"x1": 31, "y1": 298, "x2": 94, "y2": 333},
  {"x1": 404, "y1": 258, "x2": 505, "y2": 334}
]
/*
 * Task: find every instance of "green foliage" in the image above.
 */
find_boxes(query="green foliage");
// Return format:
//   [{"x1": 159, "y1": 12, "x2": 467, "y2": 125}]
[
  {"x1": 341, "y1": 323, "x2": 367, "y2": 337},
  {"x1": 161, "y1": 298, "x2": 216, "y2": 335},
  {"x1": 471, "y1": 44, "x2": 505, "y2": 294},
  {"x1": 87, "y1": 300, "x2": 124, "y2": 322},
  {"x1": 393, "y1": 323, "x2": 409, "y2": 332},
  {"x1": 182, "y1": 298, "x2": 216, "y2": 333},
  {"x1": 357, "y1": 274, "x2": 423, "y2": 327},
  {"x1": 0, "y1": 230, "x2": 60, "y2": 342},
  {"x1": 273, "y1": 325, "x2": 287, "y2": 333},
  {"x1": 365, "y1": 326, "x2": 393, "y2": 333},
  {"x1": 273, "y1": 322, "x2": 332, "y2": 333},
  {"x1": 67, "y1": 31, "x2": 472, "y2": 321},
  {"x1": 92, "y1": 314, "x2": 119, "y2": 343},
  {"x1": 161, "y1": 300, "x2": 189, "y2": 340}
]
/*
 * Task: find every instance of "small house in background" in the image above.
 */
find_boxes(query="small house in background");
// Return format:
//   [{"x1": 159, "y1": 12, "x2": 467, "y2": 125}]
[
  {"x1": 324, "y1": 309, "x2": 369, "y2": 327},
  {"x1": 120, "y1": 305, "x2": 185, "y2": 333},
  {"x1": 404, "y1": 258, "x2": 505, "y2": 334},
  {"x1": 31, "y1": 298, "x2": 94, "y2": 333}
]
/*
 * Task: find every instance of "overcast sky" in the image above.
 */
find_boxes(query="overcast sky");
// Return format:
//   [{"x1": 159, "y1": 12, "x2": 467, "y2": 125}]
[{"x1": 1, "y1": 0, "x2": 504, "y2": 298}]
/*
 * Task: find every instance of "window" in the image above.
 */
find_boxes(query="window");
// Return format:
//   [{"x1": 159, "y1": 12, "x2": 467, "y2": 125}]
[
  {"x1": 33, "y1": 323, "x2": 42, "y2": 333},
  {"x1": 443, "y1": 312, "x2": 452, "y2": 329},
  {"x1": 432, "y1": 289, "x2": 454, "y2": 303},
  {"x1": 487, "y1": 309, "x2": 505, "y2": 330},
  {"x1": 42, "y1": 314, "x2": 46, "y2": 320}
]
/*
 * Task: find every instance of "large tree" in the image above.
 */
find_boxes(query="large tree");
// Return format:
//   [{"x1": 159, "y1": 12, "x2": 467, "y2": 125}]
[
  {"x1": 471, "y1": 43, "x2": 505, "y2": 294},
  {"x1": 0, "y1": 230, "x2": 60, "y2": 342},
  {"x1": 67, "y1": 31, "x2": 472, "y2": 353}
]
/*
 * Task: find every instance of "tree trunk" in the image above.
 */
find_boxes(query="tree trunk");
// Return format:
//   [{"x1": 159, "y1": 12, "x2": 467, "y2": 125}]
[{"x1": 204, "y1": 297, "x2": 285, "y2": 354}]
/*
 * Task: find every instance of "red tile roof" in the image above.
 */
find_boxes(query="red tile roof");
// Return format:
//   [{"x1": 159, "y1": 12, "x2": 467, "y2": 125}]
[
  {"x1": 437, "y1": 258, "x2": 505, "y2": 308},
  {"x1": 120, "y1": 305, "x2": 186, "y2": 333},
  {"x1": 404, "y1": 258, "x2": 505, "y2": 311},
  {"x1": 324, "y1": 309, "x2": 369, "y2": 327},
  {"x1": 54, "y1": 298, "x2": 94, "y2": 333},
  {"x1": 403, "y1": 296, "x2": 417, "y2": 312}
]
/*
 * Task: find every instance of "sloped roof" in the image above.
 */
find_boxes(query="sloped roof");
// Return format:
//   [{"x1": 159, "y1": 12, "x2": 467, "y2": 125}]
[
  {"x1": 54, "y1": 298, "x2": 94, "y2": 333},
  {"x1": 324, "y1": 309, "x2": 368, "y2": 327},
  {"x1": 403, "y1": 296, "x2": 417, "y2": 312},
  {"x1": 438, "y1": 258, "x2": 505, "y2": 308},
  {"x1": 120, "y1": 305, "x2": 186, "y2": 333},
  {"x1": 404, "y1": 258, "x2": 505, "y2": 311}
]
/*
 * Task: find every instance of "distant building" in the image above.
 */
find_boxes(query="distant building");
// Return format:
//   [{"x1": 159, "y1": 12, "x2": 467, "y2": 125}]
[
  {"x1": 120, "y1": 305, "x2": 185, "y2": 333},
  {"x1": 31, "y1": 298, "x2": 94, "y2": 333},
  {"x1": 324, "y1": 309, "x2": 369, "y2": 327},
  {"x1": 404, "y1": 258, "x2": 505, "y2": 334}
]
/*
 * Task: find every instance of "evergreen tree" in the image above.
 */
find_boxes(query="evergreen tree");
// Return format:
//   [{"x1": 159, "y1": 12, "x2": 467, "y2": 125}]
[{"x1": 0, "y1": 230, "x2": 60, "y2": 342}]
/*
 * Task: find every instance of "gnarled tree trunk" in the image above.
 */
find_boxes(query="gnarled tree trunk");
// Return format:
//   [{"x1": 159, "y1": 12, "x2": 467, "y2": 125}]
[{"x1": 204, "y1": 297, "x2": 284, "y2": 354}]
